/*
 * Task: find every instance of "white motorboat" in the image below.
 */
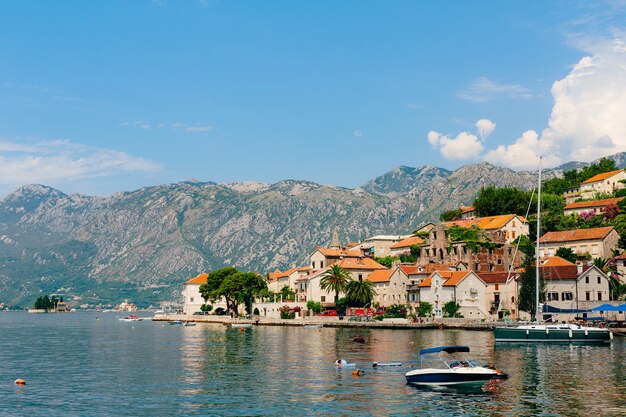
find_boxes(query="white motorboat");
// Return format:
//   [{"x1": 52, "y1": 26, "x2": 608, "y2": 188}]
[
  {"x1": 405, "y1": 346, "x2": 506, "y2": 387},
  {"x1": 119, "y1": 315, "x2": 142, "y2": 322}
]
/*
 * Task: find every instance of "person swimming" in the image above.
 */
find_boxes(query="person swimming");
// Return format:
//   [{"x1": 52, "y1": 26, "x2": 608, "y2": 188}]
[{"x1": 336, "y1": 359, "x2": 355, "y2": 368}]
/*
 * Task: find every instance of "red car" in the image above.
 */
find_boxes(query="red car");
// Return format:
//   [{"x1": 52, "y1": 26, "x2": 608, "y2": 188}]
[{"x1": 317, "y1": 310, "x2": 338, "y2": 316}]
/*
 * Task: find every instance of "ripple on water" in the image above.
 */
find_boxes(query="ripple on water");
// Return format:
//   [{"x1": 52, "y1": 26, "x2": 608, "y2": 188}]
[{"x1": 0, "y1": 313, "x2": 625, "y2": 416}]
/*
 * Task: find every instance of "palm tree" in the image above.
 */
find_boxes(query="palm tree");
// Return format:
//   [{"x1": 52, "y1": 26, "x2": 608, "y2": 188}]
[
  {"x1": 345, "y1": 275, "x2": 377, "y2": 307},
  {"x1": 594, "y1": 257, "x2": 625, "y2": 301},
  {"x1": 320, "y1": 265, "x2": 351, "y2": 304}
]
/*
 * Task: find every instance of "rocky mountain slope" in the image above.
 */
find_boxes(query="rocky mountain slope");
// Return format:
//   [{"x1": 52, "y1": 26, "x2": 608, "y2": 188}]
[{"x1": 1, "y1": 152, "x2": 624, "y2": 307}]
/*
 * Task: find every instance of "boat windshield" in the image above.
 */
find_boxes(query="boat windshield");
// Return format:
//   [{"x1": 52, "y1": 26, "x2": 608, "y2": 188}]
[{"x1": 420, "y1": 351, "x2": 479, "y2": 369}]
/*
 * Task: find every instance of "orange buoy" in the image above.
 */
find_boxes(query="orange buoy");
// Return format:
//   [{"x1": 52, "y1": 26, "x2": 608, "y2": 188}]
[{"x1": 14, "y1": 379, "x2": 26, "y2": 385}]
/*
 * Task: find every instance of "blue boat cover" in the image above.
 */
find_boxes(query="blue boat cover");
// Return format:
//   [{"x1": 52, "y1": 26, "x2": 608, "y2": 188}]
[
  {"x1": 591, "y1": 303, "x2": 626, "y2": 312},
  {"x1": 543, "y1": 304, "x2": 590, "y2": 313},
  {"x1": 419, "y1": 346, "x2": 470, "y2": 355}
]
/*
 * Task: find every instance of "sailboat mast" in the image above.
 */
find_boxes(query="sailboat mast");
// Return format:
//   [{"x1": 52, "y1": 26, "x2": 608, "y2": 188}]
[{"x1": 535, "y1": 156, "x2": 542, "y2": 322}]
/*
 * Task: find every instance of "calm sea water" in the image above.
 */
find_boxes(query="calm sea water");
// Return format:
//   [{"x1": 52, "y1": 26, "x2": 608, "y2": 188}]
[{"x1": 0, "y1": 312, "x2": 624, "y2": 416}]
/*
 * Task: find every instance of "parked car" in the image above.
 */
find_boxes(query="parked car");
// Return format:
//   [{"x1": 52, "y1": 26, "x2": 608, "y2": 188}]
[
  {"x1": 192, "y1": 311, "x2": 209, "y2": 315},
  {"x1": 317, "y1": 310, "x2": 338, "y2": 316}
]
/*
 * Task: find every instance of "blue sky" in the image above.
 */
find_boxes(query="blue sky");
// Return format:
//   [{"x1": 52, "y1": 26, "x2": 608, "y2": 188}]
[{"x1": 1, "y1": 0, "x2": 625, "y2": 196}]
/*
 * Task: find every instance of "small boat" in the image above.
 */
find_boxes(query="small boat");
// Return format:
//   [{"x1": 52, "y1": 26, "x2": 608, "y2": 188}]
[
  {"x1": 182, "y1": 321, "x2": 196, "y2": 327},
  {"x1": 405, "y1": 346, "x2": 505, "y2": 388},
  {"x1": 229, "y1": 323, "x2": 253, "y2": 329},
  {"x1": 119, "y1": 315, "x2": 142, "y2": 322},
  {"x1": 169, "y1": 320, "x2": 183, "y2": 325},
  {"x1": 303, "y1": 324, "x2": 322, "y2": 329}
]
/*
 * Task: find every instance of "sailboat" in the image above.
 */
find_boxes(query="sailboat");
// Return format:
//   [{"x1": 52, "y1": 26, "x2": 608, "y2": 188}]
[{"x1": 493, "y1": 157, "x2": 613, "y2": 343}]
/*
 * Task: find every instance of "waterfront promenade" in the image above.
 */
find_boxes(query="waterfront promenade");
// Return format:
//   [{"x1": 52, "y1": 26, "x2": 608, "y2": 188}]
[{"x1": 154, "y1": 314, "x2": 506, "y2": 330}]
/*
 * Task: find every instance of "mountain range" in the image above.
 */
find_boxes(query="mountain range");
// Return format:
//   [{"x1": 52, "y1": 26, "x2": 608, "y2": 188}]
[{"x1": 1, "y1": 152, "x2": 624, "y2": 307}]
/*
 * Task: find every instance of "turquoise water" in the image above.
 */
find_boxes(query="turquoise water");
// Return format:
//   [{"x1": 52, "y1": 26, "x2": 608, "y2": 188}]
[{"x1": 0, "y1": 312, "x2": 624, "y2": 416}]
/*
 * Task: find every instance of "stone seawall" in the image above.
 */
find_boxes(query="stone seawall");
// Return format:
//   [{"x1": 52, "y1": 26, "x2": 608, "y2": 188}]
[{"x1": 152, "y1": 314, "x2": 498, "y2": 330}]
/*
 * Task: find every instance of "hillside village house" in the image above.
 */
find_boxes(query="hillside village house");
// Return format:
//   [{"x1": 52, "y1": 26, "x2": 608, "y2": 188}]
[
  {"x1": 460, "y1": 205, "x2": 476, "y2": 219},
  {"x1": 418, "y1": 271, "x2": 491, "y2": 318},
  {"x1": 389, "y1": 236, "x2": 424, "y2": 256},
  {"x1": 475, "y1": 271, "x2": 519, "y2": 319},
  {"x1": 182, "y1": 273, "x2": 209, "y2": 314},
  {"x1": 538, "y1": 226, "x2": 619, "y2": 259},
  {"x1": 564, "y1": 169, "x2": 626, "y2": 203},
  {"x1": 352, "y1": 235, "x2": 412, "y2": 257},
  {"x1": 414, "y1": 215, "x2": 527, "y2": 273},
  {"x1": 367, "y1": 269, "x2": 400, "y2": 306},
  {"x1": 297, "y1": 256, "x2": 387, "y2": 305},
  {"x1": 540, "y1": 262, "x2": 612, "y2": 319},
  {"x1": 563, "y1": 197, "x2": 624, "y2": 216},
  {"x1": 267, "y1": 266, "x2": 310, "y2": 293}
]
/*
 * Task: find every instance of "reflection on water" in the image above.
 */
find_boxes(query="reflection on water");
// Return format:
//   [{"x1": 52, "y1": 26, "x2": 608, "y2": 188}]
[{"x1": 0, "y1": 312, "x2": 624, "y2": 416}]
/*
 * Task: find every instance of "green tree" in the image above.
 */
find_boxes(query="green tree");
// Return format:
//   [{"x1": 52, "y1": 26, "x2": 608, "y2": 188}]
[
  {"x1": 335, "y1": 297, "x2": 348, "y2": 315},
  {"x1": 200, "y1": 303, "x2": 212, "y2": 312},
  {"x1": 280, "y1": 285, "x2": 295, "y2": 301},
  {"x1": 418, "y1": 301, "x2": 433, "y2": 317},
  {"x1": 306, "y1": 300, "x2": 323, "y2": 314},
  {"x1": 345, "y1": 275, "x2": 376, "y2": 307},
  {"x1": 373, "y1": 256, "x2": 394, "y2": 268},
  {"x1": 199, "y1": 267, "x2": 239, "y2": 310},
  {"x1": 555, "y1": 247, "x2": 577, "y2": 263},
  {"x1": 473, "y1": 186, "x2": 531, "y2": 217},
  {"x1": 320, "y1": 265, "x2": 351, "y2": 304},
  {"x1": 442, "y1": 301, "x2": 463, "y2": 318},
  {"x1": 440, "y1": 208, "x2": 463, "y2": 221},
  {"x1": 518, "y1": 259, "x2": 546, "y2": 319}
]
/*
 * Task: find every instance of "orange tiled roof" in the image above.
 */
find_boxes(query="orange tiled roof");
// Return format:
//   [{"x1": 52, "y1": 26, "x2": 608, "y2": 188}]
[
  {"x1": 460, "y1": 205, "x2": 475, "y2": 214},
  {"x1": 419, "y1": 271, "x2": 453, "y2": 287},
  {"x1": 315, "y1": 247, "x2": 362, "y2": 258},
  {"x1": 580, "y1": 169, "x2": 623, "y2": 184},
  {"x1": 475, "y1": 272, "x2": 513, "y2": 284},
  {"x1": 539, "y1": 226, "x2": 615, "y2": 243},
  {"x1": 539, "y1": 256, "x2": 575, "y2": 267},
  {"x1": 442, "y1": 271, "x2": 471, "y2": 286},
  {"x1": 417, "y1": 263, "x2": 454, "y2": 274},
  {"x1": 367, "y1": 269, "x2": 395, "y2": 283},
  {"x1": 338, "y1": 257, "x2": 387, "y2": 270},
  {"x1": 399, "y1": 265, "x2": 419, "y2": 275},
  {"x1": 443, "y1": 214, "x2": 527, "y2": 231},
  {"x1": 564, "y1": 197, "x2": 624, "y2": 210},
  {"x1": 614, "y1": 252, "x2": 626, "y2": 260},
  {"x1": 540, "y1": 265, "x2": 593, "y2": 280},
  {"x1": 185, "y1": 273, "x2": 208, "y2": 284},
  {"x1": 389, "y1": 236, "x2": 424, "y2": 249}
]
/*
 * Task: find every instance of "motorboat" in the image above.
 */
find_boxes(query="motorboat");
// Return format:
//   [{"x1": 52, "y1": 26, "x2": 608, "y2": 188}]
[
  {"x1": 119, "y1": 315, "x2": 142, "y2": 322},
  {"x1": 405, "y1": 346, "x2": 505, "y2": 387},
  {"x1": 182, "y1": 321, "x2": 196, "y2": 327},
  {"x1": 169, "y1": 320, "x2": 183, "y2": 325}
]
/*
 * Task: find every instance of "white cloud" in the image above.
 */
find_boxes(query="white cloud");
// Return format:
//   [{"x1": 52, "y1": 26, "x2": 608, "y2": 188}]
[
  {"x1": 0, "y1": 138, "x2": 160, "y2": 190},
  {"x1": 352, "y1": 130, "x2": 363, "y2": 137},
  {"x1": 538, "y1": 37, "x2": 626, "y2": 163},
  {"x1": 457, "y1": 77, "x2": 535, "y2": 102},
  {"x1": 483, "y1": 130, "x2": 560, "y2": 170},
  {"x1": 475, "y1": 119, "x2": 496, "y2": 139},
  {"x1": 427, "y1": 130, "x2": 484, "y2": 160}
]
